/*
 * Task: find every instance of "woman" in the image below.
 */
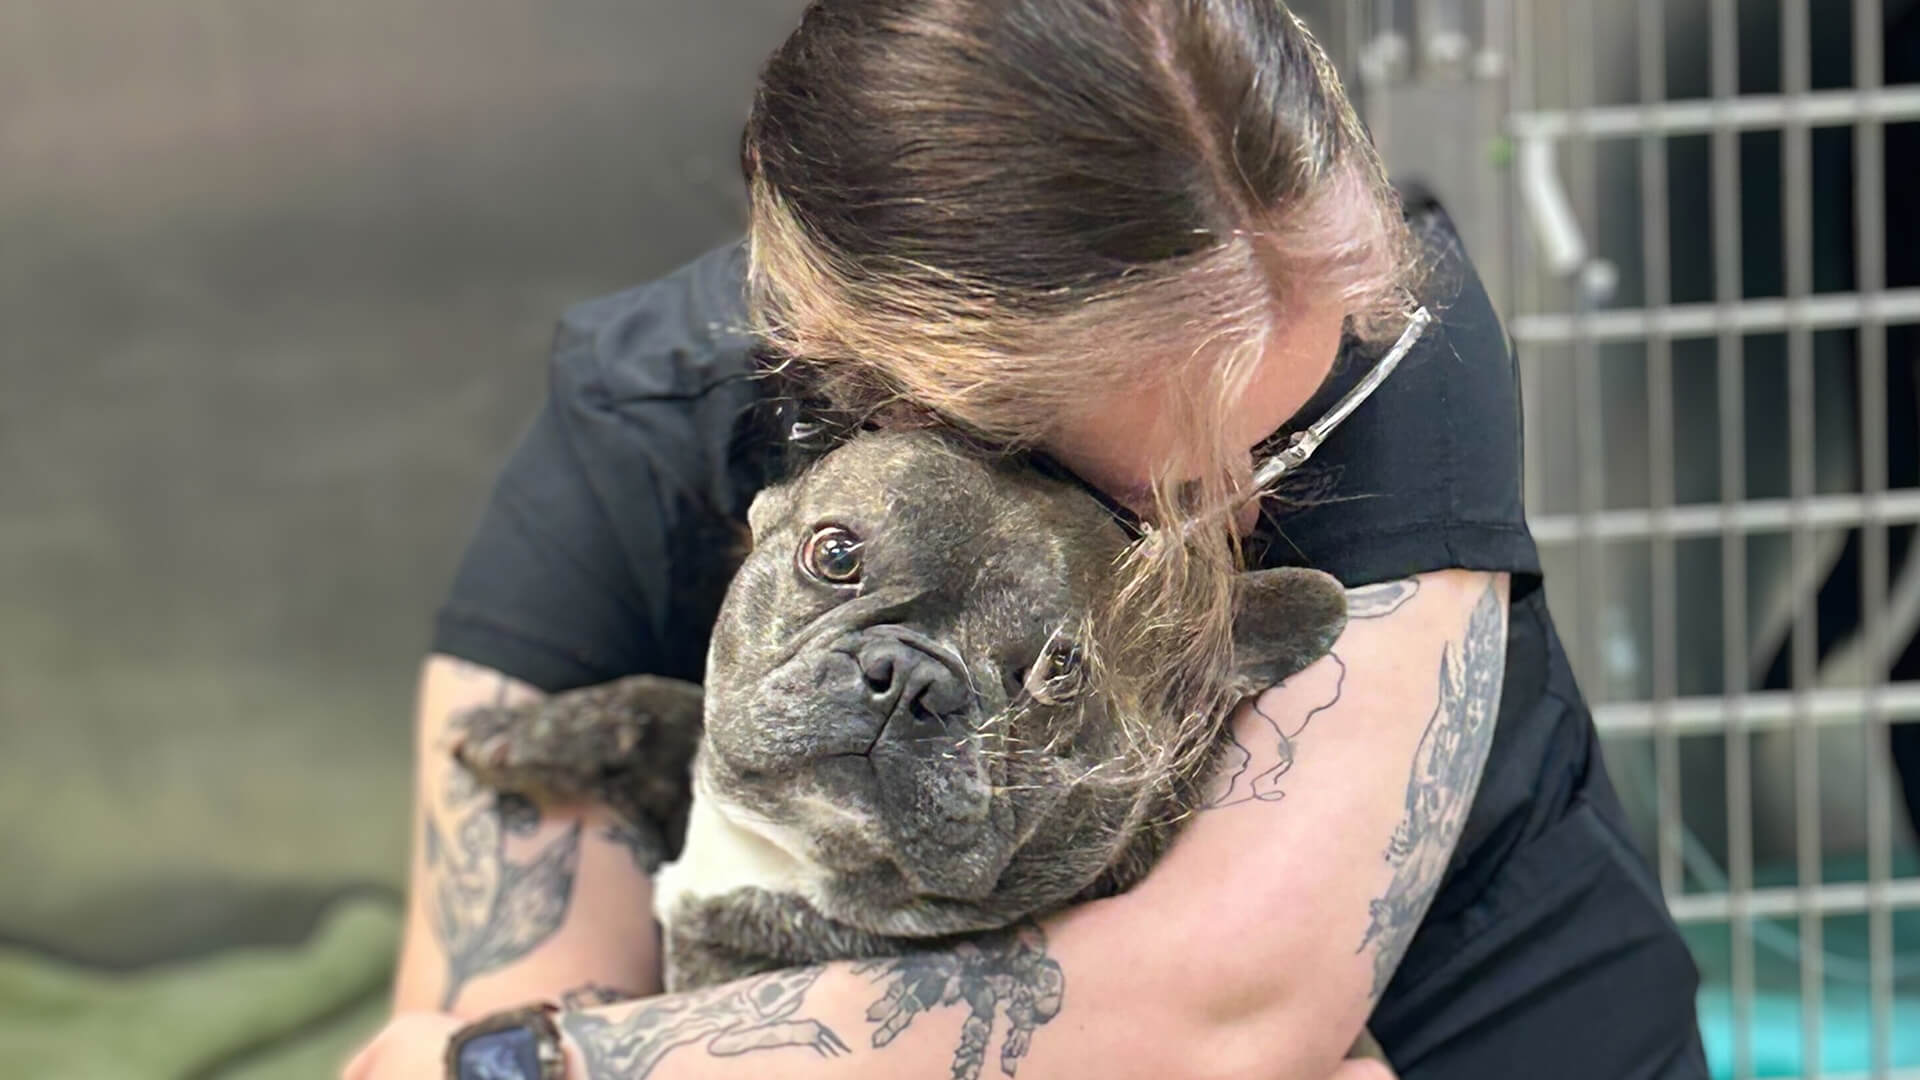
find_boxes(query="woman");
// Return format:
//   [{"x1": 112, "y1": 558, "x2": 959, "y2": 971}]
[{"x1": 350, "y1": 2, "x2": 1707, "y2": 1078}]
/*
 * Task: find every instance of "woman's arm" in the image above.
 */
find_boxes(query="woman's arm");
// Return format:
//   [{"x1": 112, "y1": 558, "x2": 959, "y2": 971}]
[
  {"x1": 390, "y1": 655, "x2": 668, "y2": 1016},
  {"x1": 359, "y1": 569, "x2": 1505, "y2": 1080}
]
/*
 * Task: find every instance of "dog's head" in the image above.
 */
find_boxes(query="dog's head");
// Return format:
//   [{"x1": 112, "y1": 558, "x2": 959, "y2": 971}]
[{"x1": 698, "y1": 428, "x2": 1346, "y2": 935}]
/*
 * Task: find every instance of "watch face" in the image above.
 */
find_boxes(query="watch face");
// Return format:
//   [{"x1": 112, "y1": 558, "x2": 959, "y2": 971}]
[{"x1": 454, "y1": 1026, "x2": 540, "y2": 1080}]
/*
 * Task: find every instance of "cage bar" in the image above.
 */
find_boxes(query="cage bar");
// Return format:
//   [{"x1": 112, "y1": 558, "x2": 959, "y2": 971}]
[
  {"x1": 1779, "y1": 0, "x2": 1824, "y2": 1065},
  {"x1": 1512, "y1": 289, "x2": 1920, "y2": 345},
  {"x1": 1594, "y1": 682, "x2": 1920, "y2": 737},
  {"x1": 1638, "y1": 0, "x2": 1682, "y2": 901},
  {"x1": 1709, "y1": 0, "x2": 1755, "y2": 1073},
  {"x1": 1530, "y1": 490, "x2": 1920, "y2": 544},
  {"x1": 1567, "y1": 0, "x2": 1607, "y2": 701},
  {"x1": 1509, "y1": 84, "x2": 1920, "y2": 140},
  {"x1": 1477, "y1": 0, "x2": 1512, "y2": 308},
  {"x1": 1852, "y1": 0, "x2": 1896, "y2": 1075},
  {"x1": 1667, "y1": 877, "x2": 1920, "y2": 924},
  {"x1": 1507, "y1": 0, "x2": 1544, "y2": 523}
]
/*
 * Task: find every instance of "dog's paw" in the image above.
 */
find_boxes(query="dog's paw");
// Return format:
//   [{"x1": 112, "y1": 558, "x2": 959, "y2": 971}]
[{"x1": 446, "y1": 706, "x2": 527, "y2": 782}]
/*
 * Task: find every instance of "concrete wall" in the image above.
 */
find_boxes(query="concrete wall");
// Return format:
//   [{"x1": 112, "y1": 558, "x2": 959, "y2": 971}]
[{"x1": 0, "y1": 1, "x2": 806, "y2": 965}]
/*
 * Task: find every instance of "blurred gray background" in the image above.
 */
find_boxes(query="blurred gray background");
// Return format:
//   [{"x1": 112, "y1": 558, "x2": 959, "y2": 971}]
[{"x1": 0, "y1": 0, "x2": 811, "y2": 967}]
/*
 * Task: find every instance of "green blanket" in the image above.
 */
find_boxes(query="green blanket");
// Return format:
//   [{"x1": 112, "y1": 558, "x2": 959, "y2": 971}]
[{"x1": 0, "y1": 897, "x2": 398, "y2": 1080}]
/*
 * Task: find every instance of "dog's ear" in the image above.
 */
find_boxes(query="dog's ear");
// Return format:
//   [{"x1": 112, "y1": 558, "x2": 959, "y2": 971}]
[
  {"x1": 745, "y1": 482, "x2": 795, "y2": 542},
  {"x1": 1231, "y1": 567, "x2": 1349, "y2": 689}
]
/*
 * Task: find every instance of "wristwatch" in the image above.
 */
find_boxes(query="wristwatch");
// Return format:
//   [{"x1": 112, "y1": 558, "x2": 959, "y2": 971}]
[{"x1": 445, "y1": 1003, "x2": 567, "y2": 1080}]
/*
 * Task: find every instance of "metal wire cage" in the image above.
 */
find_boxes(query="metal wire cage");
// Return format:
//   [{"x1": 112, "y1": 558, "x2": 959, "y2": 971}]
[{"x1": 1318, "y1": 1, "x2": 1920, "y2": 1076}]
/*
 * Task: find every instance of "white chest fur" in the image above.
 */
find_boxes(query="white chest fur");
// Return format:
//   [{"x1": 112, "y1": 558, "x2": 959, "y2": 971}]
[{"x1": 652, "y1": 791, "x2": 824, "y2": 924}]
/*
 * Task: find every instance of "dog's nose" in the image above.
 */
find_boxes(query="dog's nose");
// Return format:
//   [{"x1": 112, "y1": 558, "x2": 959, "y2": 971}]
[{"x1": 857, "y1": 638, "x2": 971, "y2": 740}]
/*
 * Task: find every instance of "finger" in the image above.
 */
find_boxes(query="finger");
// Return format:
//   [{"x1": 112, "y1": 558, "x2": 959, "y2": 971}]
[
  {"x1": 339, "y1": 1035, "x2": 379, "y2": 1080},
  {"x1": 1328, "y1": 1059, "x2": 1398, "y2": 1080}
]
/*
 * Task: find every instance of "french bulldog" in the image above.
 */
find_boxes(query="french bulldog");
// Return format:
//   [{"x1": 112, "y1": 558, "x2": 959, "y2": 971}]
[{"x1": 449, "y1": 427, "x2": 1380, "y2": 1064}]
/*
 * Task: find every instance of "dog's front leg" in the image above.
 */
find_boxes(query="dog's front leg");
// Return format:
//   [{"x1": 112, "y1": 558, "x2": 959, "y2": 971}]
[{"x1": 449, "y1": 673, "x2": 706, "y2": 870}]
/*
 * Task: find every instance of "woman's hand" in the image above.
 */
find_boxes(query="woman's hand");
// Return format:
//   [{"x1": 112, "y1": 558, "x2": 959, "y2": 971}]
[{"x1": 341, "y1": 1012, "x2": 464, "y2": 1080}]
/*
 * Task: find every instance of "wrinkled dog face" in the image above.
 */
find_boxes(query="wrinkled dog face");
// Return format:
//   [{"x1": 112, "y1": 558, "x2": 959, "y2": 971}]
[
  {"x1": 698, "y1": 429, "x2": 1343, "y2": 936},
  {"x1": 699, "y1": 431, "x2": 1136, "y2": 927}
]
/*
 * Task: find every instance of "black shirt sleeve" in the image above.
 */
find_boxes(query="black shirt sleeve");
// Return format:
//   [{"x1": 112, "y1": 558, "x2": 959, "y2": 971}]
[
  {"x1": 430, "y1": 244, "x2": 765, "y2": 692},
  {"x1": 1250, "y1": 188, "x2": 1541, "y2": 593}
]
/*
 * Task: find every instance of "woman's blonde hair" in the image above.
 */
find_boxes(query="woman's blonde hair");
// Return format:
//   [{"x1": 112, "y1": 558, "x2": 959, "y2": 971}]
[{"x1": 743, "y1": 0, "x2": 1424, "y2": 798}]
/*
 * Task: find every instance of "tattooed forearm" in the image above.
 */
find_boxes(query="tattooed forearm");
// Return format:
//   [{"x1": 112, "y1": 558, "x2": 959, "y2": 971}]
[
  {"x1": 1347, "y1": 577, "x2": 1418, "y2": 620},
  {"x1": 1357, "y1": 580, "x2": 1505, "y2": 999},
  {"x1": 562, "y1": 966, "x2": 847, "y2": 1079},
  {"x1": 1203, "y1": 653, "x2": 1346, "y2": 809},
  {"x1": 563, "y1": 923, "x2": 1065, "y2": 1080},
  {"x1": 857, "y1": 922, "x2": 1065, "y2": 1080},
  {"x1": 428, "y1": 678, "x2": 582, "y2": 1009},
  {"x1": 427, "y1": 773, "x2": 581, "y2": 1009}
]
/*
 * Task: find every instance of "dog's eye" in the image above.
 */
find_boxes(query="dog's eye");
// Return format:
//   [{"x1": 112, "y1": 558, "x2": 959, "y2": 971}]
[
  {"x1": 1024, "y1": 635, "x2": 1086, "y2": 706},
  {"x1": 798, "y1": 525, "x2": 863, "y2": 586}
]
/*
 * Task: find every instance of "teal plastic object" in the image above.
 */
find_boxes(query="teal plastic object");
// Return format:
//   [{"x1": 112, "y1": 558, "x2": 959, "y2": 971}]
[
  {"x1": 1682, "y1": 854, "x2": 1920, "y2": 1078},
  {"x1": 1696, "y1": 984, "x2": 1920, "y2": 1077}
]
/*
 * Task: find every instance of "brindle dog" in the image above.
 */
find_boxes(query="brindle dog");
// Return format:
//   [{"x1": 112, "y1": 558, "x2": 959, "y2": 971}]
[{"x1": 449, "y1": 428, "x2": 1382, "y2": 1068}]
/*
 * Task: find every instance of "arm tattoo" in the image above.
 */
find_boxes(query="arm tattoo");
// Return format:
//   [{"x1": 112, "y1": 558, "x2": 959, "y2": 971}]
[
  {"x1": 856, "y1": 922, "x2": 1065, "y2": 1080},
  {"x1": 562, "y1": 966, "x2": 848, "y2": 1079},
  {"x1": 603, "y1": 821, "x2": 664, "y2": 875},
  {"x1": 561, "y1": 924, "x2": 1064, "y2": 1080},
  {"x1": 1358, "y1": 581, "x2": 1505, "y2": 999},
  {"x1": 1202, "y1": 654, "x2": 1346, "y2": 810},
  {"x1": 1200, "y1": 578, "x2": 1415, "y2": 811},
  {"x1": 427, "y1": 674, "x2": 581, "y2": 1010},
  {"x1": 1346, "y1": 577, "x2": 1418, "y2": 619}
]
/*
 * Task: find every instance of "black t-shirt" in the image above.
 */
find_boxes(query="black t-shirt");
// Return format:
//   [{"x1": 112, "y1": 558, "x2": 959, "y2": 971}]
[{"x1": 431, "y1": 193, "x2": 1708, "y2": 1077}]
